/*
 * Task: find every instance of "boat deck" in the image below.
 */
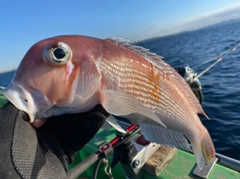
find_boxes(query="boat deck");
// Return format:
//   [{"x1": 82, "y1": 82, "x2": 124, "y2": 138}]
[{"x1": 70, "y1": 127, "x2": 240, "y2": 179}]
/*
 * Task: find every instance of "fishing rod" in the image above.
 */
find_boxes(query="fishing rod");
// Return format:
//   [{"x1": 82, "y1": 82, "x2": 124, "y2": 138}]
[
  {"x1": 178, "y1": 41, "x2": 240, "y2": 103},
  {"x1": 192, "y1": 41, "x2": 240, "y2": 79},
  {"x1": 66, "y1": 124, "x2": 140, "y2": 179}
]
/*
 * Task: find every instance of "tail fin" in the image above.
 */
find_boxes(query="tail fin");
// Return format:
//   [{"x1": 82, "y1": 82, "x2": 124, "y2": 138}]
[
  {"x1": 192, "y1": 127, "x2": 215, "y2": 170},
  {"x1": 201, "y1": 127, "x2": 215, "y2": 162}
]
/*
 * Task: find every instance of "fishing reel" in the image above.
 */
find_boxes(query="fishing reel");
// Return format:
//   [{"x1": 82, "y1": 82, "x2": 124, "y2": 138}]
[
  {"x1": 175, "y1": 66, "x2": 203, "y2": 104},
  {"x1": 175, "y1": 41, "x2": 240, "y2": 104},
  {"x1": 66, "y1": 123, "x2": 161, "y2": 179}
]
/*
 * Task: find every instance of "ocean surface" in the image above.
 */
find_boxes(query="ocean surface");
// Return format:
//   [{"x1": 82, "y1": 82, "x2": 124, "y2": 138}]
[{"x1": 1, "y1": 20, "x2": 240, "y2": 160}]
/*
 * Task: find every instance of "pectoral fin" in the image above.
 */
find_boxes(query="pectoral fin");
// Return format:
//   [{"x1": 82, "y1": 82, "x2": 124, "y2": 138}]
[
  {"x1": 103, "y1": 115, "x2": 126, "y2": 133},
  {"x1": 100, "y1": 90, "x2": 166, "y2": 127}
]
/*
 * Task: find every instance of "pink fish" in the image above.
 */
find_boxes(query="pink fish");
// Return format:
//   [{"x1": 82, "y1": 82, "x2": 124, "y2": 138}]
[{"x1": 3, "y1": 35, "x2": 215, "y2": 169}]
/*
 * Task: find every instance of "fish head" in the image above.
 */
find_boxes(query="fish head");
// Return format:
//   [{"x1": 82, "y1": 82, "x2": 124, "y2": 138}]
[{"x1": 3, "y1": 35, "x2": 102, "y2": 125}]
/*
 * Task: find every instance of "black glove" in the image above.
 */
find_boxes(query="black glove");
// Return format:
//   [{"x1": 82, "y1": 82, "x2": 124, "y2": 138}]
[{"x1": 0, "y1": 102, "x2": 109, "y2": 179}]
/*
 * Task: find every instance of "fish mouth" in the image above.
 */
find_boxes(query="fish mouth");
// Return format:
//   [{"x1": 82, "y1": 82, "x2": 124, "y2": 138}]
[
  {"x1": 2, "y1": 82, "x2": 50, "y2": 127},
  {"x1": 3, "y1": 83, "x2": 37, "y2": 123}
]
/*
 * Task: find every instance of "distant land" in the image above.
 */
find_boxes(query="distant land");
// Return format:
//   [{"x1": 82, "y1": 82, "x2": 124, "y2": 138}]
[
  {"x1": 0, "y1": 69, "x2": 16, "y2": 74},
  {"x1": 137, "y1": 4, "x2": 240, "y2": 42},
  {"x1": 202, "y1": 18, "x2": 240, "y2": 29},
  {"x1": 139, "y1": 18, "x2": 240, "y2": 43}
]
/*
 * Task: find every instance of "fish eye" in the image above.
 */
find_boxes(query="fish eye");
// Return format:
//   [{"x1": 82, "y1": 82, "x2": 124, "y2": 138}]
[
  {"x1": 42, "y1": 42, "x2": 72, "y2": 66},
  {"x1": 53, "y1": 48, "x2": 66, "y2": 59}
]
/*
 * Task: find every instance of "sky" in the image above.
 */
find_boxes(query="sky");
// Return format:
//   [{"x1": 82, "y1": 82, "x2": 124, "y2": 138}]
[{"x1": 1, "y1": 0, "x2": 240, "y2": 72}]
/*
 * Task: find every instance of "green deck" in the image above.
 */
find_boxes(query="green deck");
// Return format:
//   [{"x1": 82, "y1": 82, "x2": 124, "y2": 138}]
[
  {"x1": 70, "y1": 127, "x2": 240, "y2": 179},
  {"x1": 0, "y1": 93, "x2": 239, "y2": 178},
  {"x1": 0, "y1": 92, "x2": 8, "y2": 107}
]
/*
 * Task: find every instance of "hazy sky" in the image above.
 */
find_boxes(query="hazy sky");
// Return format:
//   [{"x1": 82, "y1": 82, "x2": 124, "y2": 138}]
[{"x1": 1, "y1": 0, "x2": 240, "y2": 72}]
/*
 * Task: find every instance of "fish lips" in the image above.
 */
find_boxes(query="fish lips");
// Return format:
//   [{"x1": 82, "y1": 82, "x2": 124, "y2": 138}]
[{"x1": 2, "y1": 83, "x2": 50, "y2": 127}]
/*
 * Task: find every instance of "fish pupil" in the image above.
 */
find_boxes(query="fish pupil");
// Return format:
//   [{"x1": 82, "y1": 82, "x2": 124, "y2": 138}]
[{"x1": 53, "y1": 48, "x2": 66, "y2": 59}]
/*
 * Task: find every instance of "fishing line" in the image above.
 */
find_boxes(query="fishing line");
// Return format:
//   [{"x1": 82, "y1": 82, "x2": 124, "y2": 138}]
[
  {"x1": 192, "y1": 41, "x2": 240, "y2": 80},
  {"x1": 176, "y1": 41, "x2": 240, "y2": 103}
]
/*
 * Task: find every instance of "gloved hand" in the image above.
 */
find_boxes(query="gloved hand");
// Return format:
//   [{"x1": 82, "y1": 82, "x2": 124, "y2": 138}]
[{"x1": 0, "y1": 102, "x2": 109, "y2": 179}]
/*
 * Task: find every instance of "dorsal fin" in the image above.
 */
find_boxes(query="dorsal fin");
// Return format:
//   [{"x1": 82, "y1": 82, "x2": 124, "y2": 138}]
[
  {"x1": 105, "y1": 37, "x2": 207, "y2": 117},
  {"x1": 106, "y1": 37, "x2": 164, "y2": 60}
]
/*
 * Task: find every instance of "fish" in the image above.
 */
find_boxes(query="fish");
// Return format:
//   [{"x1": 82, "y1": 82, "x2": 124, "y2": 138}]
[{"x1": 2, "y1": 35, "x2": 215, "y2": 170}]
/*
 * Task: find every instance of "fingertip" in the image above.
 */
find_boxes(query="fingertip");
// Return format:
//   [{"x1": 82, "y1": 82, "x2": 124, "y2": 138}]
[{"x1": 31, "y1": 118, "x2": 47, "y2": 128}]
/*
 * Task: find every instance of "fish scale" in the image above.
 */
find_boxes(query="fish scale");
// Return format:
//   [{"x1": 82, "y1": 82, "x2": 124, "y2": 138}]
[
  {"x1": 116, "y1": 67, "x2": 185, "y2": 123},
  {"x1": 98, "y1": 59, "x2": 159, "y2": 105},
  {"x1": 98, "y1": 56, "x2": 191, "y2": 127}
]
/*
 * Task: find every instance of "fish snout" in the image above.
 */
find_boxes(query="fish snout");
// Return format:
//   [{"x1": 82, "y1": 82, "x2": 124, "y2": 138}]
[{"x1": 2, "y1": 83, "x2": 39, "y2": 123}]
